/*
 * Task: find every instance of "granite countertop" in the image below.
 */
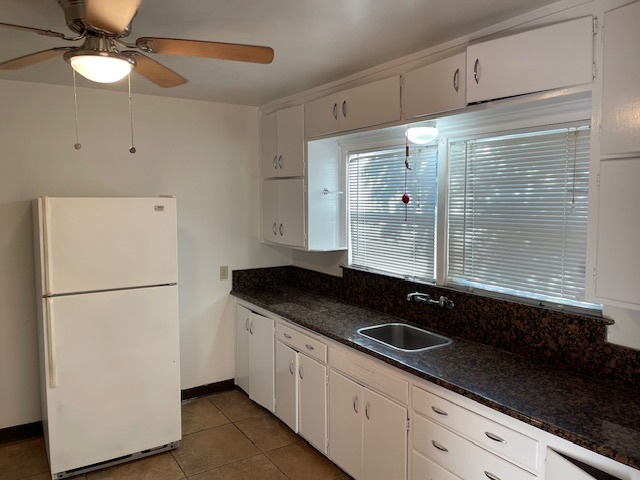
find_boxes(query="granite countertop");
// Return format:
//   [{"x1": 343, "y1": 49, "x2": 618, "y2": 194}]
[{"x1": 231, "y1": 285, "x2": 640, "y2": 471}]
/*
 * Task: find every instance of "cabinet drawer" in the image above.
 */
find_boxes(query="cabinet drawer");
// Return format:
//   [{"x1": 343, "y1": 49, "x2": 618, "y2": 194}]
[
  {"x1": 413, "y1": 386, "x2": 538, "y2": 471},
  {"x1": 412, "y1": 450, "x2": 462, "y2": 480},
  {"x1": 276, "y1": 323, "x2": 327, "y2": 363},
  {"x1": 330, "y1": 346, "x2": 408, "y2": 405},
  {"x1": 413, "y1": 415, "x2": 537, "y2": 480}
]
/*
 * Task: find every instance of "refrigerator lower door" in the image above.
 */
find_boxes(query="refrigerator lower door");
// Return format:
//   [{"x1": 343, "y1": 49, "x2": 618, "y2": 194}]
[{"x1": 41, "y1": 285, "x2": 181, "y2": 476}]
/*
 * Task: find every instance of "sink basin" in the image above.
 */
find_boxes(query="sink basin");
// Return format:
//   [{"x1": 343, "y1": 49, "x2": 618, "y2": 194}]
[{"x1": 357, "y1": 323, "x2": 452, "y2": 352}]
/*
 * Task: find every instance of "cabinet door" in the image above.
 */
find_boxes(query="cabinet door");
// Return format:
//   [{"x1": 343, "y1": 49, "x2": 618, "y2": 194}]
[
  {"x1": 595, "y1": 158, "x2": 640, "y2": 307},
  {"x1": 234, "y1": 305, "x2": 250, "y2": 394},
  {"x1": 261, "y1": 180, "x2": 279, "y2": 244},
  {"x1": 466, "y1": 16, "x2": 593, "y2": 103},
  {"x1": 341, "y1": 75, "x2": 401, "y2": 131},
  {"x1": 329, "y1": 370, "x2": 363, "y2": 480},
  {"x1": 276, "y1": 105, "x2": 305, "y2": 177},
  {"x1": 261, "y1": 112, "x2": 279, "y2": 179},
  {"x1": 298, "y1": 354, "x2": 327, "y2": 453},
  {"x1": 601, "y1": 1, "x2": 640, "y2": 155},
  {"x1": 305, "y1": 93, "x2": 341, "y2": 138},
  {"x1": 275, "y1": 341, "x2": 298, "y2": 433},
  {"x1": 248, "y1": 312, "x2": 275, "y2": 412},
  {"x1": 362, "y1": 388, "x2": 407, "y2": 480},
  {"x1": 403, "y1": 52, "x2": 466, "y2": 119},
  {"x1": 277, "y1": 178, "x2": 306, "y2": 248},
  {"x1": 546, "y1": 449, "x2": 601, "y2": 480}
]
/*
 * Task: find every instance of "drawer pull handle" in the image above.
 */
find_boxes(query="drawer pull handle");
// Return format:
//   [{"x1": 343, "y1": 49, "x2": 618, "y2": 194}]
[
  {"x1": 353, "y1": 396, "x2": 359, "y2": 414},
  {"x1": 305, "y1": 344, "x2": 315, "y2": 351},
  {"x1": 484, "y1": 471, "x2": 501, "y2": 480},
  {"x1": 289, "y1": 359, "x2": 294, "y2": 375},
  {"x1": 278, "y1": 155, "x2": 283, "y2": 169},
  {"x1": 485, "y1": 432, "x2": 507, "y2": 444},
  {"x1": 431, "y1": 406, "x2": 448, "y2": 416},
  {"x1": 365, "y1": 401, "x2": 370, "y2": 420},
  {"x1": 431, "y1": 440, "x2": 448, "y2": 453},
  {"x1": 299, "y1": 364, "x2": 304, "y2": 379},
  {"x1": 453, "y1": 68, "x2": 460, "y2": 92},
  {"x1": 332, "y1": 103, "x2": 338, "y2": 120},
  {"x1": 245, "y1": 318, "x2": 250, "y2": 331},
  {"x1": 474, "y1": 58, "x2": 481, "y2": 84},
  {"x1": 283, "y1": 333, "x2": 292, "y2": 339}
]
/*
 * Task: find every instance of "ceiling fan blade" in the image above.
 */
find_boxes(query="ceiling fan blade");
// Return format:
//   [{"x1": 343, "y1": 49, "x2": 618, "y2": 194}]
[
  {"x1": 0, "y1": 47, "x2": 74, "y2": 70},
  {"x1": 136, "y1": 37, "x2": 274, "y2": 64},
  {"x1": 0, "y1": 21, "x2": 69, "y2": 39},
  {"x1": 86, "y1": 0, "x2": 141, "y2": 34},
  {"x1": 123, "y1": 52, "x2": 187, "y2": 88}
]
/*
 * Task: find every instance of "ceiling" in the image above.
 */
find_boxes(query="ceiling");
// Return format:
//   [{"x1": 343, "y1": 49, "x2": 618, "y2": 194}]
[{"x1": 0, "y1": 0, "x2": 562, "y2": 106}]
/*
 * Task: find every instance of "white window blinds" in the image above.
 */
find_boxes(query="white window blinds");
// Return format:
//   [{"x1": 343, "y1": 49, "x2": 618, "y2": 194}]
[
  {"x1": 447, "y1": 125, "x2": 591, "y2": 306},
  {"x1": 349, "y1": 145, "x2": 438, "y2": 282}
]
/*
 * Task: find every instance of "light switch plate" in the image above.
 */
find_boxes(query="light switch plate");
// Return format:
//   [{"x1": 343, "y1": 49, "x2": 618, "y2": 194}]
[{"x1": 220, "y1": 265, "x2": 228, "y2": 280}]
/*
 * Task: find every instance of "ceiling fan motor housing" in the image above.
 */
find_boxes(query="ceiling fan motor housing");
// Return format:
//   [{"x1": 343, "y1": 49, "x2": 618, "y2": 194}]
[{"x1": 57, "y1": 0, "x2": 86, "y2": 34}]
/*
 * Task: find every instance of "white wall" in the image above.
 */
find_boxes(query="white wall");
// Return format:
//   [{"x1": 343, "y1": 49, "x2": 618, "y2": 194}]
[{"x1": 0, "y1": 79, "x2": 291, "y2": 429}]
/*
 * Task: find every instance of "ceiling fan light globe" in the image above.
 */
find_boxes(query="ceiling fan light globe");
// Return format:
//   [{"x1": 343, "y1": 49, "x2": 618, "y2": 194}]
[
  {"x1": 70, "y1": 55, "x2": 133, "y2": 83},
  {"x1": 406, "y1": 126, "x2": 439, "y2": 145}
]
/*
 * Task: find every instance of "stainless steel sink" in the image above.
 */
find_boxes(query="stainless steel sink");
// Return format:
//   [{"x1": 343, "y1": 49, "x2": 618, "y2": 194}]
[{"x1": 357, "y1": 323, "x2": 452, "y2": 352}]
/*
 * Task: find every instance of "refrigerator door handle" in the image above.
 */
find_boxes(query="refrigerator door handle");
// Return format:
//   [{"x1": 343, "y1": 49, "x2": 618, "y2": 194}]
[
  {"x1": 42, "y1": 196, "x2": 53, "y2": 295},
  {"x1": 46, "y1": 298, "x2": 58, "y2": 388}
]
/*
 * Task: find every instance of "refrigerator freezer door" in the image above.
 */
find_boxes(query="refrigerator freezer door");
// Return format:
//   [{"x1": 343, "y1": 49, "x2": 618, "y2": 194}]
[
  {"x1": 37, "y1": 197, "x2": 178, "y2": 295},
  {"x1": 42, "y1": 285, "x2": 181, "y2": 475}
]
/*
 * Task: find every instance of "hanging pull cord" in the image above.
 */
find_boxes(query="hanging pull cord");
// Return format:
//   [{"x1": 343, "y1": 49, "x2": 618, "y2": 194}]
[
  {"x1": 128, "y1": 73, "x2": 136, "y2": 154},
  {"x1": 403, "y1": 134, "x2": 411, "y2": 221},
  {"x1": 72, "y1": 69, "x2": 81, "y2": 150}
]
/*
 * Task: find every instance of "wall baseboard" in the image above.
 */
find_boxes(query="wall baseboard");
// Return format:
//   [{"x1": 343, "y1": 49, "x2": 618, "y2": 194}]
[
  {"x1": 1, "y1": 379, "x2": 237, "y2": 444},
  {"x1": 0, "y1": 421, "x2": 43, "y2": 444}
]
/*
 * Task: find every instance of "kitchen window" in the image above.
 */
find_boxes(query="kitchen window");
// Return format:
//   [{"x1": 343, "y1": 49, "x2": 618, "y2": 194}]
[
  {"x1": 347, "y1": 119, "x2": 599, "y2": 311},
  {"x1": 348, "y1": 144, "x2": 438, "y2": 282}
]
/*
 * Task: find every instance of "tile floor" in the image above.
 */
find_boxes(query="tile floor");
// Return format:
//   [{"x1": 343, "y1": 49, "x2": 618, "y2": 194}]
[{"x1": 0, "y1": 389, "x2": 350, "y2": 480}]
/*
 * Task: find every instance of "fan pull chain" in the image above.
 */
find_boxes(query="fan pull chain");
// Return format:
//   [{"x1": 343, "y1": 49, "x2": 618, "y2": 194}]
[
  {"x1": 128, "y1": 73, "x2": 136, "y2": 154},
  {"x1": 72, "y1": 69, "x2": 81, "y2": 150}
]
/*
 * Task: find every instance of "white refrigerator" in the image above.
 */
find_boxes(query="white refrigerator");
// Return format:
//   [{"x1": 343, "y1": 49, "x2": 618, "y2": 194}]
[{"x1": 32, "y1": 196, "x2": 181, "y2": 479}]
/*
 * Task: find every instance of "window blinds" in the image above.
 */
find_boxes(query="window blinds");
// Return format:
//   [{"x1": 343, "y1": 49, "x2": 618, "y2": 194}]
[
  {"x1": 349, "y1": 145, "x2": 438, "y2": 282},
  {"x1": 447, "y1": 126, "x2": 590, "y2": 305}
]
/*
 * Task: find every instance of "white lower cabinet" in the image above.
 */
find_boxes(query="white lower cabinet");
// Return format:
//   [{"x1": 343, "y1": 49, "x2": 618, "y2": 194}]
[
  {"x1": 274, "y1": 322, "x2": 328, "y2": 453},
  {"x1": 329, "y1": 369, "x2": 408, "y2": 480},
  {"x1": 234, "y1": 304, "x2": 275, "y2": 412}
]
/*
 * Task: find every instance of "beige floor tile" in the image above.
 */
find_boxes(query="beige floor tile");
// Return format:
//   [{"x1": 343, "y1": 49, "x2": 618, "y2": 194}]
[
  {"x1": 181, "y1": 398, "x2": 230, "y2": 435},
  {"x1": 188, "y1": 454, "x2": 287, "y2": 480},
  {"x1": 207, "y1": 390, "x2": 266, "y2": 422},
  {"x1": 234, "y1": 414, "x2": 299, "y2": 452},
  {"x1": 266, "y1": 441, "x2": 345, "y2": 480},
  {"x1": 85, "y1": 452, "x2": 185, "y2": 480},
  {"x1": 0, "y1": 436, "x2": 49, "y2": 480},
  {"x1": 171, "y1": 424, "x2": 259, "y2": 477}
]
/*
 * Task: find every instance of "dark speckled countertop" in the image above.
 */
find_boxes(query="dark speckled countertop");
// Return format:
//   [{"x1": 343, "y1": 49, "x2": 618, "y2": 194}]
[{"x1": 231, "y1": 286, "x2": 640, "y2": 471}]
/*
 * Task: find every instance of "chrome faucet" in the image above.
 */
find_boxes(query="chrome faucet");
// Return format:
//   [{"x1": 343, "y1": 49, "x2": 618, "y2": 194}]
[{"x1": 406, "y1": 292, "x2": 454, "y2": 309}]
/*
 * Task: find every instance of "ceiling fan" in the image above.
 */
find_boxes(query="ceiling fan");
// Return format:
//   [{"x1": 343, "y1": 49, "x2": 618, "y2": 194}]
[{"x1": 0, "y1": 0, "x2": 275, "y2": 87}]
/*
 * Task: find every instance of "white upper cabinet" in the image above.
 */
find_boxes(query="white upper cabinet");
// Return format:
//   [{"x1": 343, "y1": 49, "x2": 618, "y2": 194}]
[
  {"x1": 601, "y1": 1, "x2": 640, "y2": 155},
  {"x1": 305, "y1": 75, "x2": 401, "y2": 138},
  {"x1": 466, "y1": 16, "x2": 594, "y2": 104},
  {"x1": 403, "y1": 52, "x2": 467, "y2": 119},
  {"x1": 261, "y1": 105, "x2": 305, "y2": 178},
  {"x1": 262, "y1": 178, "x2": 306, "y2": 249}
]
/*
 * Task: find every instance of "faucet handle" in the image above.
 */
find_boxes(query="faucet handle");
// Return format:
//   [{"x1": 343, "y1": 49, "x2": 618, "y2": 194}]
[{"x1": 439, "y1": 296, "x2": 454, "y2": 309}]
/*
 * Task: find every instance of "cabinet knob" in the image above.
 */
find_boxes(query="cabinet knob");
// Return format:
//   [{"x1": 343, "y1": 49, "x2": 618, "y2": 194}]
[
  {"x1": 278, "y1": 155, "x2": 283, "y2": 169},
  {"x1": 473, "y1": 58, "x2": 481, "y2": 84},
  {"x1": 484, "y1": 472, "x2": 502, "y2": 480},
  {"x1": 342, "y1": 100, "x2": 347, "y2": 118},
  {"x1": 332, "y1": 103, "x2": 338, "y2": 120},
  {"x1": 279, "y1": 223, "x2": 284, "y2": 236},
  {"x1": 453, "y1": 68, "x2": 460, "y2": 92},
  {"x1": 432, "y1": 440, "x2": 449, "y2": 453},
  {"x1": 431, "y1": 405, "x2": 449, "y2": 416},
  {"x1": 485, "y1": 431, "x2": 507, "y2": 444}
]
